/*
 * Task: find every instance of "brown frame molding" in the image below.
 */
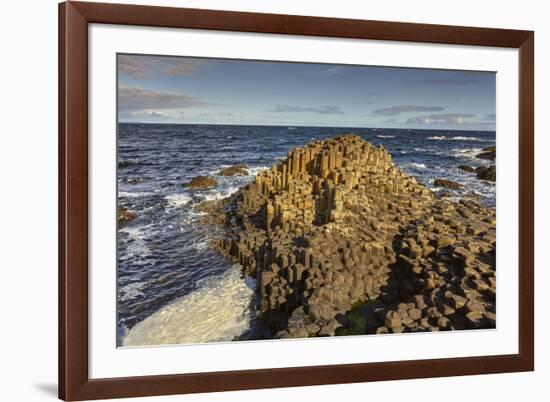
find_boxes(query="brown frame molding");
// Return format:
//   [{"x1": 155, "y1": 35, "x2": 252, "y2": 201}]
[{"x1": 59, "y1": 1, "x2": 534, "y2": 400}]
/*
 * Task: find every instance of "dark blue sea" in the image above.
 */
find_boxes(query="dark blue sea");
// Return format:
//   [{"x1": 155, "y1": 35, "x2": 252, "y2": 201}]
[{"x1": 117, "y1": 123, "x2": 495, "y2": 346}]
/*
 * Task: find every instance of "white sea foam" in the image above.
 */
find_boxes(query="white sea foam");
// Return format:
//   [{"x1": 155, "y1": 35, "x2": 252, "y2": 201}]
[
  {"x1": 119, "y1": 281, "x2": 148, "y2": 302},
  {"x1": 452, "y1": 148, "x2": 483, "y2": 159},
  {"x1": 407, "y1": 162, "x2": 427, "y2": 169},
  {"x1": 246, "y1": 166, "x2": 269, "y2": 176},
  {"x1": 377, "y1": 135, "x2": 396, "y2": 139},
  {"x1": 119, "y1": 191, "x2": 155, "y2": 198},
  {"x1": 176, "y1": 208, "x2": 209, "y2": 226},
  {"x1": 428, "y1": 136, "x2": 483, "y2": 141},
  {"x1": 209, "y1": 165, "x2": 268, "y2": 177},
  {"x1": 165, "y1": 193, "x2": 192, "y2": 207},
  {"x1": 119, "y1": 225, "x2": 152, "y2": 257},
  {"x1": 202, "y1": 186, "x2": 240, "y2": 202},
  {"x1": 122, "y1": 265, "x2": 255, "y2": 346},
  {"x1": 192, "y1": 241, "x2": 209, "y2": 251}
]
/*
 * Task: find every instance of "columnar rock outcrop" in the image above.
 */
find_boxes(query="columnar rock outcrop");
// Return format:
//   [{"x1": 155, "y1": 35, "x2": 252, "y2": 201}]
[{"x1": 217, "y1": 134, "x2": 496, "y2": 337}]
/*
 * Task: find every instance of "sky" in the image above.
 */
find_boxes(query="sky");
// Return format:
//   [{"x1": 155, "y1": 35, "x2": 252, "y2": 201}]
[{"x1": 117, "y1": 54, "x2": 496, "y2": 131}]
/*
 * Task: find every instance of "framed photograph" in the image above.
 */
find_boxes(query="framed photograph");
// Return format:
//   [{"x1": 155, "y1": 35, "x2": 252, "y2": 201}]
[{"x1": 59, "y1": 1, "x2": 534, "y2": 400}]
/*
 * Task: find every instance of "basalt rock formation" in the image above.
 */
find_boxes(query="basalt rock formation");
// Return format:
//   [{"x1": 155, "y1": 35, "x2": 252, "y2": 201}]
[
  {"x1": 476, "y1": 165, "x2": 496, "y2": 182},
  {"x1": 217, "y1": 134, "x2": 496, "y2": 338},
  {"x1": 184, "y1": 176, "x2": 218, "y2": 189},
  {"x1": 434, "y1": 179, "x2": 462, "y2": 190},
  {"x1": 458, "y1": 165, "x2": 476, "y2": 173},
  {"x1": 218, "y1": 164, "x2": 248, "y2": 176},
  {"x1": 477, "y1": 146, "x2": 496, "y2": 161},
  {"x1": 118, "y1": 207, "x2": 135, "y2": 223}
]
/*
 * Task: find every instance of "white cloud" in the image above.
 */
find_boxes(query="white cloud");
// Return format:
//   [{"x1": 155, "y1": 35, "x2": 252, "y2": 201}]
[
  {"x1": 373, "y1": 105, "x2": 445, "y2": 116},
  {"x1": 405, "y1": 113, "x2": 475, "y2": 125},
  {"x1": 118, "y1": 86, "x2": 206, "y2": 112},
  {"x1": 130, "y1": 110, "x2": 167, "y2": 118},
  {"x1": 268, "y1": 104, "x2": 344, "y2": 115},
  {"x1": 118, "y1": 54, "x2": 207, "y2": 79}
]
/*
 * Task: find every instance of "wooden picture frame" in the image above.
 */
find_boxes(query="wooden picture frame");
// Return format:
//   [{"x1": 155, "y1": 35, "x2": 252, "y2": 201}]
[{"x1": 59, "y1": 1, "x2": 534, "y2": 400}]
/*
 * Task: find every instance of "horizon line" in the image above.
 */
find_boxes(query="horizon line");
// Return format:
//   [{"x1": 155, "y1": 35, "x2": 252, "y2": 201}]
[{"x1": 117, "y1": 121, "x2": 496, "y2": 133}]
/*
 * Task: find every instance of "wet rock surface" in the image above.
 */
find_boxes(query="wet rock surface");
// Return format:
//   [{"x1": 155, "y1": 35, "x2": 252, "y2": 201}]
[
  {"x1": 477, "y1": 146, "x2": 496, "y2": 161},
  {"x1": 127, "y1": 178, "x2": 144, "y2": 185},
  {"x1": 476, "y1": 166, "x2": 496, "y2": 182},
  {"x1": 118, "y1": 207, "x2": 135, "y2": 223},
  {"x1": 434, "y1": 179, "x2": 462, "y2": 190},
  {"x1": 218, "y1": 164, "x2": 248, "y2": 176},
  {"x1": 458, "y1": 165, "x2": 475, "y2": 173},
  {"x1": 184, "y1": 176, "x2": 218, "y2": 189},
  {"x1": 213, "y1": 134, "x2": 496, "y2": 338}
]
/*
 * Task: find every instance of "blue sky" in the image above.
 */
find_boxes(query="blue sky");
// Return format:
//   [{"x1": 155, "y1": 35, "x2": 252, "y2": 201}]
[{"x1": 118, "y1": 54, "x2": 496, "y2": 131}]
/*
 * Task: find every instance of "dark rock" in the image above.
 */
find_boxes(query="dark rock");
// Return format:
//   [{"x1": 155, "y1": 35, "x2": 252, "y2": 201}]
[
  {"x1": 335, "y1": 313, "x2": 351, "y2": 328},
  {"x1": 459, "y1": 199, "x2": 480, "y2": 209},
  {"x1": 117, "y1": 207, "x2": 135, "y2": 223},
  {"x1": 118, "y1": 160, "x2": 136, "y2": 169},
  {"x1": 458, "y1": 165, "x2": 475, "y2": 173},
  {"x1": 218, "y1": 164, "x2": 248, "y2": 176},
  {"x1": 211, "y1": 134, "x2": 496, "y2": 337},
  {"x1": 434, "y1": 179, "x2": 462, "y2": 190},
  {"x1": 475, "y1": 166, "x2": 496, "y2": 182},
  {"x1": 184, "y1": 176, "x2": 218, "y2": 188},
  {"x1": 477, "y1": 146, "x2": 496, "y2": 161}
]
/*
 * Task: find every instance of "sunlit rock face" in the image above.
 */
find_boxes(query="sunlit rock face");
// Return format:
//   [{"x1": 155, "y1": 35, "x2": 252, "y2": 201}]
[{"x1": 217, "y1": 134, "x2": 496, "y2": 338}]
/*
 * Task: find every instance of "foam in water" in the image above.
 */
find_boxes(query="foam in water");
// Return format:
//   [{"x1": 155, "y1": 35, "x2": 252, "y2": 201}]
[
  {"x1": 178, "y1": 210, "x2": 207, "y2": 226},
  {"x1": 122, "y1": 265, "x2": 255, "y2": 346},
  {"x1": 407, "y1": 162, "x2": 427, "y2": 169},
  {"x1": 119, "y1": 225, "x2": 152, "y2": 257},
  {"x1": 428, "y1": 136, "x2": 483, "y2": 141},
  {"x1": 119, "y1": 281, "x2": 148, "y2": 302},
  {"x1": 377, "y1": 135, "x2": 396, "y2": 139},
  {"x1": 165, "y1": 193, "x2": 192, "y2": 207},
  {"x1": 119, "y1": 191, "x2": 156, "y2": 198},
  {"x1": 202, "y1": 186, "x2": 240, "y2": 202},
  {"x1": 246, "y1": 166, "x2": 269, "y2": 176},
  {"x1": 452, "y1": 147, "x2": 483, "y2": 159}
]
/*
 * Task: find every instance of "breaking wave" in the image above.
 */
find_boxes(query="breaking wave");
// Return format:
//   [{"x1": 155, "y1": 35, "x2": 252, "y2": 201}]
[
  {"x1": 407, "y1": 162, "x2": 427, "y2": 169},
  {"x1": 202, "y1": 186, "x2": 241, "y2": 202},
  {"x1": 428, "y1": 136, "x2": 483, "y2": 141},
  {"x1": 246, "y1": 166, "x2": 269, "y2": 176},
  {"x1": 122, "y1": 265, "x2": 256, "y2": 346},
  {"x1": 119, "y1": 281, "x2": 148, "y2": 302},
  {"x1": 452, "y1": 148, "x2": 483, "y2": 159},
  {"x1": 165, "y1": 193, "x2": 192, "y2": 207},
  {"x1": 119, "y1": 191, "x2": 156, "y2": 198}
]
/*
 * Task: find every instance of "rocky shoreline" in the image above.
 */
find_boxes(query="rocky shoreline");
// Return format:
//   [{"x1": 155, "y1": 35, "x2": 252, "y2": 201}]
[{"x1": 205, "y1": 134, "x2": 496, "y2": 338}]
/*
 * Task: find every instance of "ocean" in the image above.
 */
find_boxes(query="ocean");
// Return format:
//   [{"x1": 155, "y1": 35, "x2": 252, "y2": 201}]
[{"x1": 117, "y1": 123, "x2": 496, "y2": 346}]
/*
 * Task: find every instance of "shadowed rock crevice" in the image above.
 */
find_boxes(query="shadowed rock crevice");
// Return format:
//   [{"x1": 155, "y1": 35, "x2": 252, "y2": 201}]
[{"x1": 213, "y1": 134, "x2": 496, "y2": 338}]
